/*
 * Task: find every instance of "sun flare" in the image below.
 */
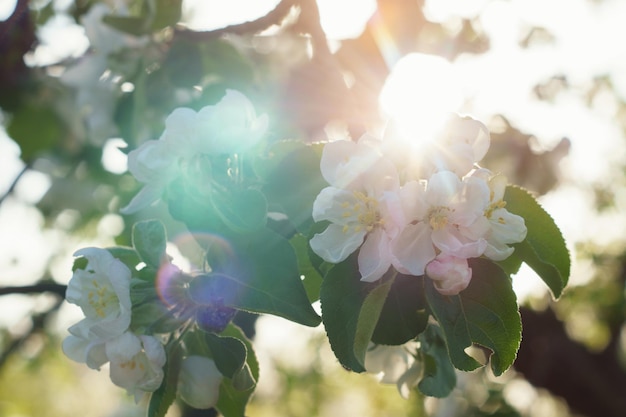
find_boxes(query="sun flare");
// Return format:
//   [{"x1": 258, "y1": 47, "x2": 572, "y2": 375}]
[{"x1": 379, "y1": 53, "x2": 463, "y2": 148}]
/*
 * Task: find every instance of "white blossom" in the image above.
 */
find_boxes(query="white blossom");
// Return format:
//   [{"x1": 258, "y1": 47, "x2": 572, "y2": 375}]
[
  {"x1": 310, "y1": 137, "x2": 403, "y2": 282},
  {"x1": 65, "y1": 247, "x2": 132, "y2": 341},
  {"x1": 391, "y1": 171, "x2": 488, "y2": 276},
  {"x1": 178, "y1": 356, "x2": 223, "y2": 409},
  {"x1": 121, "y1": 90, "x2": 267, "y2": 214},
  {"x1": 106, "y1": 332, "x2": 167, "y2": 403}
]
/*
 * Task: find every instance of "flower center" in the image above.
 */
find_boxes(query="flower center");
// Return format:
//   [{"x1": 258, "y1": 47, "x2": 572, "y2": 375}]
[
  {"x1": 427, "y1": 206, "x2": 451, "y2": 230},
  {"x1": 87, "y1": 279, "x2": 118, "y2": 318},
  {"x1": 342, "y1": 191, "x2": 384, "y2": 233},
  {"x1": 484, "y1": 200, "x2": 507, "y2": 220}
]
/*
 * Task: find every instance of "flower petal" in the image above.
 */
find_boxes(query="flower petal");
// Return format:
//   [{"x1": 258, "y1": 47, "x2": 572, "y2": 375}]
[
  {"x1": 358, "y1": 228, "x2": 392, "y2": 282},
  {"x1": 391, "y1": 223, "x2": 436, "y2": 276},
  {"x1": 310, "y1": 224, "x2": 365, "y2": 263}
]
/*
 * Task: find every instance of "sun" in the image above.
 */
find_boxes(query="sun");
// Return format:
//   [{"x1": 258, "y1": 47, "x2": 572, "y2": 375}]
[{"x1": 379, "y1": 53, "x2": 463, "y2": 149}]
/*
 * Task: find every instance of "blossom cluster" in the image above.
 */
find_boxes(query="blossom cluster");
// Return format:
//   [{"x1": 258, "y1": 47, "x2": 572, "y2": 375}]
[
  {"x1": 121, "y1": 90, "x2": 267, "y2": 214},
  {"x1": 62, "y1": 248, "x2": 223, "y2": 407},
  {"x1": 310, "y1": 115, "x2": 527, "y2": 295}
]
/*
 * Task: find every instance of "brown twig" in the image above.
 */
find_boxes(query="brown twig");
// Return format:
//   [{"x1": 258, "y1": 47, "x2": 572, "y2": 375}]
[
  {"x1": 174, "y1": 0, "x2": 298, "y2": 40},
  {"x1": 0, "y1": 283, "x2": 67, "y2": 298}
]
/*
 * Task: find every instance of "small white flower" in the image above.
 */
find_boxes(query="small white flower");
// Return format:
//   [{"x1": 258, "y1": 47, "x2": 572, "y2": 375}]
[
  {"x1": 61, "y1": 335, "x2": 108, "y2": 370},
  {"x1": 426, "y1": 254, "x2": 472, "y2": 295},
  {"x1": 364, "y1": 342, "x2": 421, "y2": 399},
  {"x1": 120, "y1": 139, "x2": 179, "y2": 214},
  {"x1": 65, "y1": 248, "x2": 132, "y2": 341},
  {"x1": 178, "y1": 356, "x2": 223, "y2": 409},
  {"x1": 466, "y1": 170, "x2": 528, "y2": 260},
  {"x1": 106, "y1": 332, "x2": 167, "y2": 403},
  {"x1": 121, "y1": 90, "x2": 267, "y2": 214},
  {"x1": 310, "y1": 137, "x2": 403, "y2": 282}
]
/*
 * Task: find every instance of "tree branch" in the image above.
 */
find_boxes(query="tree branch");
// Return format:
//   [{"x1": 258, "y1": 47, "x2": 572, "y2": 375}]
[
  {"x1": 174, "y1": 0, "x2": 298, "y2": 40},
  {"x1": 0, "y1": 283, "x2": 66, "y2": 298}
]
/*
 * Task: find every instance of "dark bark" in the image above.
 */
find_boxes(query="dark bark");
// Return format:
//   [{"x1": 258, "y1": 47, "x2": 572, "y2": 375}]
[{"x1": 515, "y1": 306, "x2": 626, "y2": 417}]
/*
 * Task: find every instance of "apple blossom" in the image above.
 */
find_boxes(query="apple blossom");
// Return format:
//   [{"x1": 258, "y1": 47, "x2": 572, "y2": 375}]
[
  {"x1": 121, "y1": 90, "x2": 267, "y2": 214},
  {"x1": 106, "y1": 332, "x2": 167, "y2": 402},
  {"x1": 310, "y1": 137, "x2": 403, "y2": 282},
  {"x1": 426, "y1": 254, "x2": 472, "y2": 295},
  {"x1": 364, "y1": 342, "x2": 421, "y2": 398},
  {"x1": 391, "y1": 171, "x2": 488, "y2": 276},
  {"x1": 464, "y1": 170, "x2": 528, "y2": 261},
  {"x1": 62, "y1": 335, "x2": 108, "y2": 370},
  {"x1": 65, "y1": 247, "x2": 132, "y2": 341},
  {"x1": 120, "y1": 139, "x2": 179, "y2": 214},
  {"x1": 178, "y1": 356, "x2": 223, "y2": 409}
]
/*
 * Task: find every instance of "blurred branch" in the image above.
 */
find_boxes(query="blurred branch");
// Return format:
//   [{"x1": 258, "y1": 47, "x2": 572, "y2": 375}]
[
  {"x1": 516, "y1": 304, "x2": 626, "y2": 417},
  {"x1": 174, "y1": 0, "x2": 297, "y2": 40},
  {"x1": 0, "y1": 297, "x2": 63, "y2": 369},
  {"x1": 0, "y1": 283, "x2": 66, "y2": 298},
  {"x1": 0, "y1": 163, "x2": 30, "y2": 206}
]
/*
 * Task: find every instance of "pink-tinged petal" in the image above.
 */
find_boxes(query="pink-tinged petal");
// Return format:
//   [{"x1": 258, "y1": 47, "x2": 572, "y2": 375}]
[
  {"x1": 391, "y1": 223, "x2": 436, "y2": 276},
  {"x1": 310, "y1": 224, "x2": 366, "y2": 263},
  {"x1": 426, "y1": 255, "x2": 472, "y2": 295},
  {"x1": 358, "y1": 228, "x2": 392, "y2": 282},
  {"x1": 396, "y1": 181, "x2": 428, "y2": 224},
  {"x1": 426, "y1": 171, "x2": 461, "y2": 207},
  {"x1": 431, "y1": 228, "x2": 486, "y2": 259}
]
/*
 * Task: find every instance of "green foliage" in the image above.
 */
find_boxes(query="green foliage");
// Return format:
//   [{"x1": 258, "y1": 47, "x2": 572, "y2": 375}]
[
  {"x1": 7, "y1": 104, "x2": 62, "y2": 162},
  {"x1": 215, "y1": 325, "x2": 260, "y2": 417},
  {"x1": 205, "y1": 333, "x2": 255, "y2": 391},
  {"x1": 504, "y1": 186, "x2": 570, "y2": 298},
  {"x1": 189, "y1": 228, "x2": 321, "y2": 327},
  {"x1": 417, "y1": 324, "x2": 456, "y2": 398},
  {"x1": 103, "y1": 0, "x2": 182, "y2": 35},
  {"x1": 426, "y1": 259, "x2": 522, "y2": 376},
  {"x1": 210, "y1": 188, "x2": 268, "y2": 234},
  {"x1": 290, "y1": 233, "x2": 324, "y2": 302},
  {"x1": 320, "y1": 256, "x2": 398, "y2": 372},
  {"x1": 132, "y1": 219, "x2": 167, "y2": 269},
  {"x1": 371, "y1": 274, "x2": 429, "y2": 345},
  {"x1": 263, "y1": 144, "x2": 327, "y2": 233},
  {"x1": 148, "y1": 343, "x2": 183, "y2": 417}
]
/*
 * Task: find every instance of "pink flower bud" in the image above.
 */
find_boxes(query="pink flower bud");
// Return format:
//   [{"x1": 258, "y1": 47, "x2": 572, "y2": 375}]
[{"x1": 426, "y1": 255, "x2": 472, "y2": 295}]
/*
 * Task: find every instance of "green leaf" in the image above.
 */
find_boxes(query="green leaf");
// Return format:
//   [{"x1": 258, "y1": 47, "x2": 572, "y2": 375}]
[
  {"x1": 132, "y1": 219, "x2": 167, "y2": 269},
  {"x1": 425, "y1": 259, "x2": 522, "y2": 376},
  {"x1": 149, "y1": 0, "x2": 182, "y2": 31},
  {"x1": 417, "y1": 324, "x2": 456, "y2": 398},
  {"x1": 320, "y1": 256, "x2": 395, "y2": 372},
  {"x1": 106, "y1": 246, "x2": 141, "y2": 271},
  {"x1": 103, "y1": 15, "x2": 148, "y2": 36},
  {"x1": 263, "y1": 145, "x2": 326, "y2": 233},
  {"x1": 353, "y1": 277, "x2": 395, "y2": 366},
  {"x1": 320, "y1": 255, "x2": 368, "y2": 372},
  {"x1": 211, "y1": 188, "x2": 268, "y2": 234},
  {"x1": 7, "y1": 104, "x2": 62, "y2": 162},
  {"x1": 193, "y1": 228, "x2": 321, "y2": 326},
  {"x1": 504, "y1": 185, "x2": 570, "y2": 298},
  {"x1": 290, "y1": 234, "x2": 323, "y2": 302},
  {"x1": 148, "y1": 342, "x2": 182, "y2": 417},
  {"x1": 205, "y1": 333, "x2": 246, "y2": 379},
  {"x1": 371, "y1": 274, "x2": 429, "y2": 345},
  {"x1": 215, "y1": 324, "x2": 259, "y2": 417}
]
